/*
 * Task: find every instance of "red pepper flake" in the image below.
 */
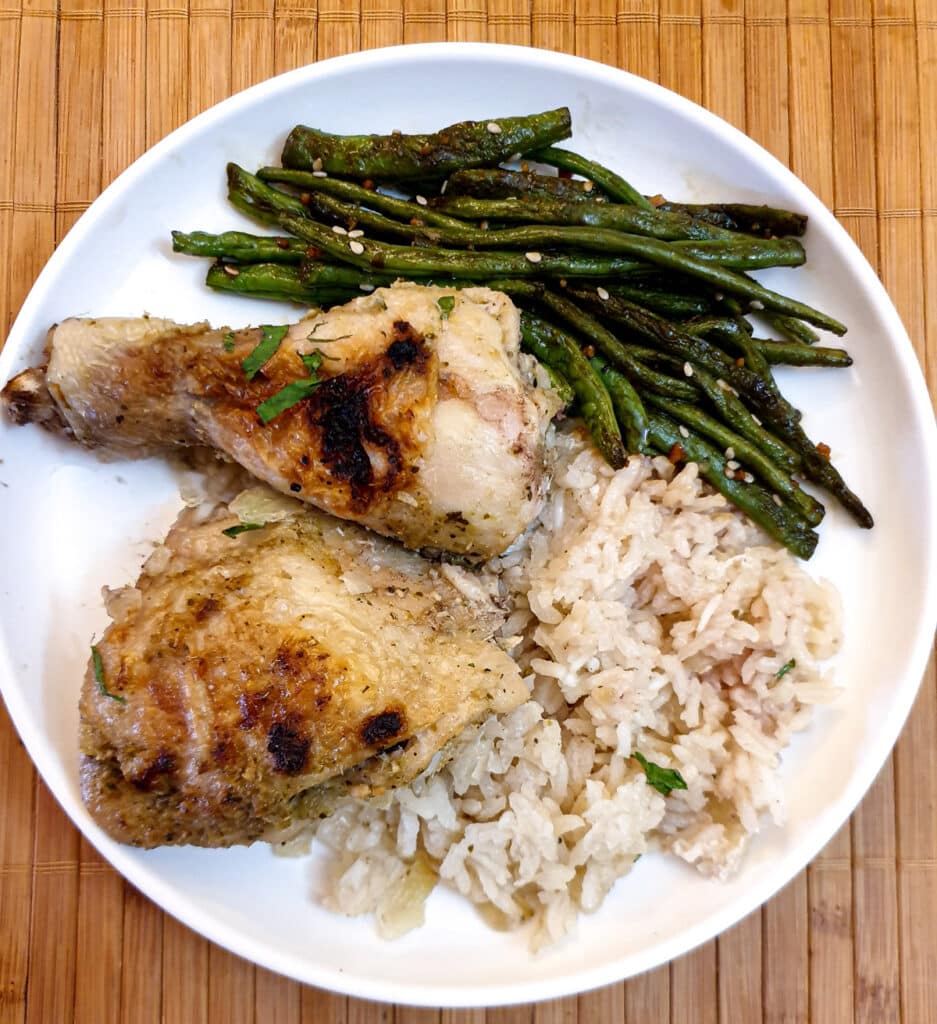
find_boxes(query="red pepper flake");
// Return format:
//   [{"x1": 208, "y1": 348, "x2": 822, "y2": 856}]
[
  {"x1": 582, "y1": 344, "x2": 595, "y2": 358},
  {"x1": 299, "y1": 192, "x2": 311, "y2": 205},
  {"x1": 362, "y1": 179, "x2": 375, "y2": 191},
  {"x1": 668, "y1": 442, "x2": 686, "y2": 464},
  {"x1": 276, "y1": 237, "x2": 290, "y2": 250},
  {"x1": 649, "y1": 194, "x2": 666, "y2": 207},
  {"x1": 521, "y1": 162, "x2": 530, "y2": 172},
  {"x1": 816, "y1": 441, "x2": 832, "y2": 460},
  {"x1": 735, "y1": 357, "x2": 745, "y2": 367},
  {"x1": 558, "y1": 168, "x2": 574, "y2": 179},
  {"x1": 305, "y1": 246, "x2": 322, "y2": 260}
]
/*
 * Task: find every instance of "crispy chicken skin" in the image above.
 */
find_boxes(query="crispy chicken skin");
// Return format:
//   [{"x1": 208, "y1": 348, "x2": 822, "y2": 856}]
[
  {"x1": 80, "y1": 493, "x2": 527, "y2": 848},
  {"x1": 2, "y1": 285, "x2": 559, "y2": 558}
]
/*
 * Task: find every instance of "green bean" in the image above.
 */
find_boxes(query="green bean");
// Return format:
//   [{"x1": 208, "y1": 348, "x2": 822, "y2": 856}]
[
  {"x1": 524, "y1": 146, "x2": 654, "y2": 210},
  {"x1": 233, "y1": 163, "x2": 839, "y2": 329},
  {"x1": 205, "y1": 262, "x2": 361, "y2": 305},
  {"x1": 588, "y1": 357, "x2": 651, "y2": 453},
  {"x1": 555, "y1": 239, "x2": 841, "y2": 331},
  {"x1": 643, "y1": 409, "x2": 819, "y2": 559},
  {"x1": 566, "y1": 282, "x2": 713, "y2": 318},
  {"x1": 281, "y1": 108, "x2": 572, "y2": 180},
  {"x1": 754, "y1": 340, "x2": 853, "y2": 367},
  {"x1": 628, "y1": 345, "x2": 801, "y2": 471},
  {"x1": 492, "y1": 278, "x2": 699, "y2": 401},
  {"x1": 227, "y1": 163, "x2": 310, "y2": 226},
  {"x1": 279, "y1": 212, "x2": 655, "y2": 278},
  {"x1": 257, "y1": 167, "x2": 472, "y2": 229},
  {"x1": 429, "y1": 194, "x2": 736, "y2": 240},
  {"x1": 172, "y1": 230, "x2": 308, "y2": 263},
  {"x1": 631, "y1": 336, "x2": 871, "y2": 526},
  {"x1": 276, "y1": 186, "x2": 806, "y2": 268},
  {"x1": 685, "y1": 316, "x2": 777, "y2": 385},
  {"x1": 543, "y1": 366, "x2": 575, "y2": 407},
  {"x1": 445, "y1": 167, "x2": 607, "y2": 202},
  {"x1": 652, "y1": 202, "x2": 808, "y2": 238},
  {"x1": 785, "y1": 426, "x2": 873, "y2": 527},
  {"x1": 518, "y1": 313, "x2": 627, "y2": 468},
  {"x1": 520, "y1": 285, "x2": 651, "y2": 449},
  {"x1": 565, "y1": 287, "x2": 791, "y2": 412},
  {"x1": 642, "y1": 393, "x2": 824, "y2": 524},
  {"x1": 766, "y1": 313, "x2": 821, "y2": 345}
]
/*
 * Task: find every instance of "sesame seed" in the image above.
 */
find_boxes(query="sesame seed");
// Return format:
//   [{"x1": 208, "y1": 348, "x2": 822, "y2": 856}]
[
  {"x1": 349, "y1": 240, "x2": 365, "y2": 255},
  {"x1": 743, "y1": 472, "x2": 755, "y2": 483},
  {"x1": 752, "y1": 415, "x2": 762, "y2": 426},
  {"x1": 714, "y1": 291, "x2": 724, "y2": 301},
  {"x1": 440, "y1": 180, "x2": 448, "y2": 195},
  {"x1": 683, "y1": 362, "x2": 694, "y2": 377},
  {"x1": 347, "y1": 229, "x2": 364, "y2": 238},
  {"x1": 725, "y1": 446, "x2": 735, "y2": 459},
  {"x1": 772, "y1": 493, "x2": 784, "y2": 507},
  {"x1": 359, "y1": 283, "x2": 375, "y2": 292},
  {"x1": 312, "y1": 170, "x2": 327, "y2": 178},
  {"x1": 525, "y1": 251, "x2": 543, "y2": 263},
  {"x1": 678, "y1": 425, "x2": 690, "y2": 439},
  {"x1": 331, "y1": 225, "x2": 348, "y2": 235},
  {"x1": 726, "y1": 459, "x2": 740, "y2": 471},
  {"x1": 583, "y1": 180, "x2": 594, "y2": 192},
  {"x1": 597, "y1": 286, "x2": 610, "y2": 301},
  {"x1": 487, "y1": 121, "x2": 502, "y2": 134},
  {"x1": 716, "y1": 378, "x2": 729, "y2": 391},
  {"x1": 415, "y1": 195, "x2": 428, "y2": 206},
  {"x1": 312, "y1": 157, "x2": 323, "y2": 172},
  {"x1": 223, "y1": 264, "x2": 239, "y2": 277},
  {"x1": 724, "y1": 467, "x2": 736, "y2": 479},
  {"x1": 750, "y1": 299, "x2": 765, "y2": 310}
]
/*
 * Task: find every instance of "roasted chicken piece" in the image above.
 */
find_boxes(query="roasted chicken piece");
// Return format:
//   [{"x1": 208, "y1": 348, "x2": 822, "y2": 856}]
[
  {"x1": 2, "y1": 285, "x2": 559, "y2": 558},
  {"x1": 80, "y1": 490, "x2": 527, "y2": 848}
]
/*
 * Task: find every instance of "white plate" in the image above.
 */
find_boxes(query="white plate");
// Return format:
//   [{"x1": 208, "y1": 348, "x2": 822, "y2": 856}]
[{"x1": 1, "y1": 43, "x2": 935, "y2": 1008}]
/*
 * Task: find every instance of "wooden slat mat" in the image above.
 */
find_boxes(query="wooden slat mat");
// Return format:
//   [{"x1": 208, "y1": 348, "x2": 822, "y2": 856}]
[{"x1": 1, "y1": 3, "x2": 935, "y2": 1021}]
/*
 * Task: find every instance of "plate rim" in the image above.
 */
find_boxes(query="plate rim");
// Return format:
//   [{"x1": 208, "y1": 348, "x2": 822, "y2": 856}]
[{"x1": 2, "y1": 40, "x2": 936, "y2": 1007}]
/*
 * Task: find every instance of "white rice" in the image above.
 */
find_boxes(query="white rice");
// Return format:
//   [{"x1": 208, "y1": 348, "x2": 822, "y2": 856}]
[{"x1": 311, "y1": 428, "x2": 842, "y2": 948}]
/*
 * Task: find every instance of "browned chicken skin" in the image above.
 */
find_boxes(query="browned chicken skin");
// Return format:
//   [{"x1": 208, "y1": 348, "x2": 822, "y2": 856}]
[
  {"x1": 2, "y1": 285, "x2": 560, "y2": 558},
  {"x1": 80, "y1": 495, "x2": 527, "y2": 848}
]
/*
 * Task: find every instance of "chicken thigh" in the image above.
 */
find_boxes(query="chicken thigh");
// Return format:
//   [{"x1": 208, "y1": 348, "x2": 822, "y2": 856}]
[{"x1": 80, "y1": 490, "x2": 527, "y2": 848}]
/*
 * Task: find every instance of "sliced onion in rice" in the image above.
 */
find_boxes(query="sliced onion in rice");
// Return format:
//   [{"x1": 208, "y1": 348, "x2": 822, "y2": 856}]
[{"x1": 375, "y1": 850, "x2": 438, "y2": 940}]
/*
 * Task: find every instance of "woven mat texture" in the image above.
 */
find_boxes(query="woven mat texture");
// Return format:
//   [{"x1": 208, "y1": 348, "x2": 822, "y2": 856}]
[{"x1": 0, "y1": 2, "x2": 935, "y2": 1021}]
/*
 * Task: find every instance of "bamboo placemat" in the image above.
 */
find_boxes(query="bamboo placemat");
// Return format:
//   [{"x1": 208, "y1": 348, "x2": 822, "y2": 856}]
[{"x1": 0, "y1": 2, "x2": 935, "y2": 1021}]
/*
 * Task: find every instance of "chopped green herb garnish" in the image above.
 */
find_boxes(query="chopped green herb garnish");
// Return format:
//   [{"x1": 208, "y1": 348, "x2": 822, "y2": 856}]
[
  {"x1": 222, "y1": 522, "x2": 265, "y2": 538},
  {"x1": 632, "y1": 752, "x2": 687, "y2": 796},
  {"x1": 91, "y1": 644, "x2": 126, "y2": 704},
  {"x1": 223, "y1": 332, "x2": 235, "y2": 352},
  {"x1": 257, "y1": 378, "x2": 322, "y2": 424},
  {"x1": 775, "y1": 658, "x2": 796, "y2": 680},
  {"x1": 242, "y1": 324, "x2": 288, "y2": 380},
  {"x1": 300, "y1": 351, "x2": 324, "y2": 375},
  {"x1": 436, "y1": 295, "x2": 456, "y2": 319}
]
